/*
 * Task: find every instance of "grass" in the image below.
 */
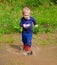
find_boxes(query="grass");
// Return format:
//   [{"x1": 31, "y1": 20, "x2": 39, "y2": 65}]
[
  {"x1": 32, "y1": 5, "x2": 57, "y2": 33},
  {"x1": 33, "y1": 33, "x2": 57, "y2": 46},
  {"x1": 0, "y1": 34, "x2": 14, "y2": 44},
  {"x1": 0, "y1": 33, "x2": 57, "y2": 46},
  {"x1": 0, "y1": 1, "x2": 57, "y2": 34}
]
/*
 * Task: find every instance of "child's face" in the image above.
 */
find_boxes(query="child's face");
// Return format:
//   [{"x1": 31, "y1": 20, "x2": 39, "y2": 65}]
[{"x1": 23, "y1": 11, "x2": 30, "y2": 20}]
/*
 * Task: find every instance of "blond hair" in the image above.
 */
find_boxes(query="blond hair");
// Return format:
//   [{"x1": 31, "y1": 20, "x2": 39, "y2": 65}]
[{"x1": 22, "y1": 7, "x2": 31, "y2": 15}]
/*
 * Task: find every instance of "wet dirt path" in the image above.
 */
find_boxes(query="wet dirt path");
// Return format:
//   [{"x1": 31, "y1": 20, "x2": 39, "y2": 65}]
[{"x1": 0, "y1": 44, "x2": 57, "y2": 65}]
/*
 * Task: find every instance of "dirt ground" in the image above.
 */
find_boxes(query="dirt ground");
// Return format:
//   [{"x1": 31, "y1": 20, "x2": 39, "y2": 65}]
[{"x1": 0, "y1": 32, "x2": 57, "y2": 65}]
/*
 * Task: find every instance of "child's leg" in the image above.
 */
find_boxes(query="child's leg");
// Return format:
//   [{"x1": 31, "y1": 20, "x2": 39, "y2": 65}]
[
  {"x1": 22, "y1": 32, "x2": 32, "y2": 55},
  {"x1": 25, "y1": 33, "x2": 32, "y2": 54},
  {"x1": 23, "y1": 43, "x2": 26, "y2": 50},
  {"x1": 25, "y1": 45, "x2": 31, "y2": 52},
  {"x1": 23, "y1": 45, "x2": 32, "y2": 55},
  {"x1": 23, "y1": 43, "x2": 31, "y2": 51}
]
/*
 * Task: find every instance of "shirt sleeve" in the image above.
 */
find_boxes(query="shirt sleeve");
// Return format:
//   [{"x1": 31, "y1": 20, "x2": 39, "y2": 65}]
[
  {"x1": 32, "y1": 17, "x2": 37, "y2": 25},
  {"x1": 20, "y1": 18, "x2": 24, "y2": 27}
]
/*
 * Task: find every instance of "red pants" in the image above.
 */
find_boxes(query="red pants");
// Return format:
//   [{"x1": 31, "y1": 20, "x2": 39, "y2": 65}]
[{"x1": 23, "y1": 44, "x2": 31, "y2": 51}]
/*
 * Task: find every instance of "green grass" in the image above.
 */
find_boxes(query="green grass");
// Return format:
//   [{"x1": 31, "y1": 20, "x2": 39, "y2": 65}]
[
  {"x1": 0, "y1": 33, "x2": 57, "y2": 46},
  {"x1": 32, "y1": 5, "x2": 57, "y2": 33},
  {"x1": 0, "y1": 1, "x2": 57, "y2": 34},
  {"x1": 0, "y1": 34, "x2": 14, "y2": 43},
  {"x1": 33, "y1": 33, "x2": 57, "y2": 46}
]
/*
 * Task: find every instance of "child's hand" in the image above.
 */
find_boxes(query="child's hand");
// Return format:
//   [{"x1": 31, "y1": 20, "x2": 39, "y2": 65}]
[
  {"x1": 23, "y1": 24, "x2": 27, "y2": 28},
  {"x1": 23, "y1": 24, "x2": 30, "y2": 28},
  {"x1": 35, "y1": 24, "x2": 38, "y2": 28}
]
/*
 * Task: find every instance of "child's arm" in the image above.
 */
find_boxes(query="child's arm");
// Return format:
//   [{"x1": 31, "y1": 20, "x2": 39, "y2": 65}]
[
  {"x1": 20, "y1": 18, "x2": 23, "y2": 27},
  {"x1": 32, "y1": 17, "x2": 38, "y2": 27},
  {"x1": 20, "y1": 18, "x2": 29, "y2": 28},
  {"x1": 20, "y1": 18, "x2": 27, "y2": 28}
]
